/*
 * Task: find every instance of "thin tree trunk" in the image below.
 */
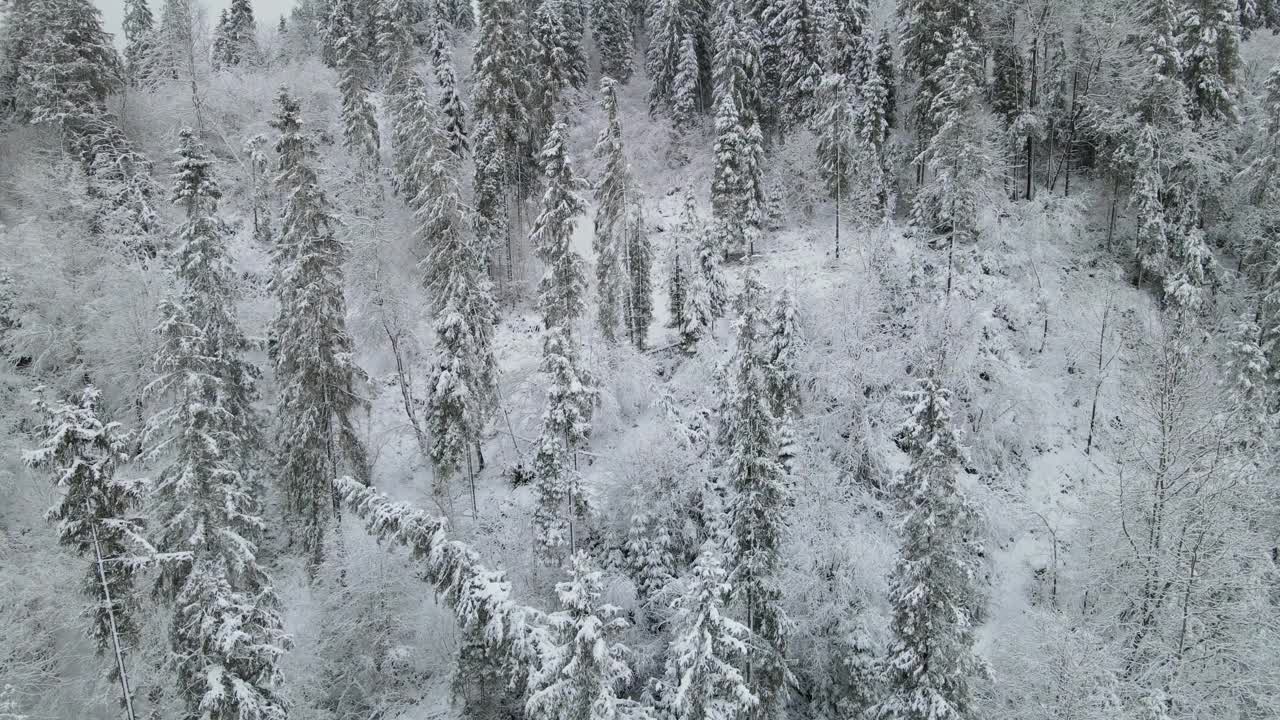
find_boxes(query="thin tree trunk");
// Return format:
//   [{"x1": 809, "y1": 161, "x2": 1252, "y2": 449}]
[{"x1": 89, "y1": 506, "x2": 137, "y2": 720}]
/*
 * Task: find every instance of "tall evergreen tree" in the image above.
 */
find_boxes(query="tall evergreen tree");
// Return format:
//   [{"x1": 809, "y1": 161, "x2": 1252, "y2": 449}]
[
  {"x1": 526, "y1": 552, "x2": 633, "y2": 720},
  {"x1": 664, "y1": 544, "x2": 758, "y2": 720},
  {"x1": 245, "y1": 133, "x2": 273, "y2": 244},
  {"x1": 384, "y1": 16, "x2": 434, "y2": 203},
  {"x1": 332, "y1": 0, "x2": 379, "y2": 172},
  {"x1": 1180, "y1": 0, "x2": 1241, "y2": 122},
  {"x1": 269, "y1": 88, "x2": 370, "y2": 566},
  {"x1": 561, "y1": 0, "x2": 590, "y2": 87},
  {"x1": 711, "y1": 0, "x2": 766, "y2": 256},
  {"x1": 823, "y1": 0, "x2": 868, "y2": 78},
  {"x1": 761, "y1": 0, "x2": 821, "y2": 130},
  {"x1": 624, "y1": 206, "x2": 653, "y2": 349},
  {"x1": 764, "y1": 288, "x2": 801, "y2": 419},
  {"x1": 26, "y1": 387, "x2": 146, "y2": 671},
  {"x1": 912, "y1": 28, "x2": 994, "y2": 255},
  {"x1": 223, "y1": 0, "x2": 258, "y2": 66},
  {"x1": 647, "y1": 0, "x2": 711, "y2": 122},
  {"x1": 672, "y1": 31, "x2": 704, "y2": 129},
  {"x1": 593, "y1": 76, "x2": 630, "y2": 343},
  {"x1": 875, "y1": 28, "x2": 896, "y2": 129},
  {"x1": 442, "y1": 0, "x2": 475, "y2": 30},
  {"x1": 425, "y1": 14, "x2": 468, "y2": 157},
  {"x1": 414, "y1": 82, "x2": 501, "y2": 504},
  {"x1": 530, "y1": 122, "x2": 596, "y2": 561},
  {"x1": 531, "y1": 0, "x2": 573, "y2": 160},
  {"x1": 144, "y1": 129, "x2": 288, "y2": 720},
  {"x1": 896, "y1": 0, "x2": 980, "y2": 137},
  {"x1": 813, "y1": 71, "x2": 854, "y2": 201},
  {"x1": 13, "y1": 0, "x2": 118, "y2": 127},
  {"x1": 720, "y1": 272, "x2": 791, "y2": 719},
  {"x1": 472, "y1": 0, "x2": 531, "y2": 271},
  {"x1": 667, "y1": 197, "x2": 691, "y2": 332},
  {"x1": 122, "y1": 0, "x2": 156, "y2": 84},
  {"x1": 212, "y1": 9, "x2": 232, "y2": 68},
  {"x1": 592, "y1": 0, "x2": 633, "y2": 83},
  {"x1": 874, "y1": 378, "x2": 983, "y2": 720},
  {"x1": 679, "y1": 191, "x2": 726, "y2": 352}
]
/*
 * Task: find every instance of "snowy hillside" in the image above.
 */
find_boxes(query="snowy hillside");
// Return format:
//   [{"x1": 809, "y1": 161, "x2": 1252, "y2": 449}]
[{"x1": 2, "y1": 0, "x2": 1279, "y2": 719}]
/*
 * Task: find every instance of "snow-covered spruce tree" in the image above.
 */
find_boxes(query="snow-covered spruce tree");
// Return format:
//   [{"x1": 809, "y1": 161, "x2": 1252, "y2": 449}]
[
  {"x1": 1179, "y1": 0, "x2": 1240, "y2": 122},
  {"x1": 425, "y1": 13, "x2": 469, "y2": 158},
  {"x1": 912, "y1": 28, "x2": 995, "y2": 262},
  {"x1": 1162, "y1": 197, "x2": 1214, "y2": 315},
  {"x1": 147, "y1": 128, "x2": 261, "y2": 481},
  {"x1": 269, "y1": 88, "x2": 370, "y2": 566},
  {"x1": 559, "y1": 0, "x2": 589, "y2": 88},
  {"x1": 874, "y1": 378, "x2": 983, "y2": 720},
  {"x1": 221, "y1": 0, "x2": 258, "y2": 67},
  {"x1": 625, "y1": 505, "x2": 677, "y2": 609},
  {"x1": 855, "y1": 32, "x2": 894, "y2": 214},
  {"x1": 762, "y1": 0, "x2": 821, "y2": 130},
  {"x1": 12, "y1": 0, "x2": 118, "y2": 128},
  {"x1": 384, "y1": 17, "x2": 435, "y2": 204},
  {"x1": 679, "y1": 191, "x2": 726, "y2": 353},
  {"x1": 418, "y1": 94, "x2": 501, "y2": 505},
  {"x1": 1131, "y1": 125, "x2": 1169, "y2": 287},
  {"x1": 896, "y1": 0, "x2": 981, "y2": 139},
  {"x1": 813, "y1": 71, "x2": 853, "y2": 202},
  {"x1": 720, "y1": 271, "x2": 791, "y2": 719},
  {"x1": 213, "y1": 9, "x2": 233, "y2": 68},
  {"x1": 593, "y1": 76, "x2": 630, "y2": 343},
  {"x1": 144, "y1": 129, "x2": 288, "y2": 720},
  {"x1": 764, "y1": 287, "x2": 801, "y2": 420},
  {"x1": 531, "y1": 0, "x2": 573, "y2": 163},
  {"x1": 663, "y1": 544, "x2": 758, "y2": 720},
  {"x1": 667, "y1": 199, "x2": 691, "y2": 332},
  {"x1": 526, "y1": 551, "x2": 633, "y2": 720},
  {"x1": 245, "y1": 134, "x2": 273, "y2": 244},
  {"x1": 647, "y1": 0, "x2": 711, "y2": 124},
  {"x1": 332, "y1": 0, "x2": 379, "y2": 173},
  {"x1": 530, "y1": 122, "x2": 596, "y2": 562},
  {"x1": 711, "y1": 0, "x2": 766, "y2": 257},
  {"x1": 823, "y1": 0, "x2": 868, "y2": 80},
  {"x1": 532, "y1": 0, "x2": 585, "y2": 93},
  {"x1": 1222, "y1": 317, "x2": 1271, "y2": 437},
  {"x1": 592, "y1": 0, "x2": 633, "y2": 84},
  {"x1": 855, "y1": 31, "x2": 892, "y2": 147},
  {"x1": 472, "y1": 0, "x2": 530, "y2": 271},
  {"x1": 26, "y1": 386, "x2": 146, "y2": 668},
  {"x1": 672, "y1": 31, "x2": 704, "y2": 130},
  {"x1": 122, "y1": 0, "x2": 156, "y2": 84},
  {"x1": 875, "y1": 28, "x2": 896, "y2": 129},
  {"x1": 1238, "y1": 63, "x2": 1280, "y2": 281},
  {"x1": 624, "y1": 206, "x2": 653, "y2": 350},
  {"x1": 441, "y1": 0, "x2": 475, "y2": 30}
]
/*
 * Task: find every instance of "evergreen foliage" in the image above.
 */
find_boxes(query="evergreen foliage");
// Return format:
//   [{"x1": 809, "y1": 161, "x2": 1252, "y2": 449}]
[
  {"x1": 592, "y1": 0, "x2": 634, "y2": 84},
  {"x1": 332, "y1": 0, "x2": 379, "y2": 172},
  {"x1": 144, "y1": 128, "x2": 288, "y2": 720},
  {"x1": 761, "y1": 0, "x2": 822, "y2": 131},
  {"x1": 526, "y1": 552, "x2": 633, "y2": 720},
  {"x1": 530, "y1": 123, "x2": 596, "y2": 562},
  {"x1": 874, "y1": 378, "x2": 982, "y2": 720},
  {"x1": 25, "y1": 387, "x2": 146, "y2": 664},
  {"x1": 269, "y1": 88, "x2": 370, "y2": 566},
  {"x1": 122, "y1": 0, "x2": 156, "y2": 84},
  {"x1": 710, "y1": 0, "x2": 765, "y2": 256},
  {"x1": 663, "y1": 545, "x2": 758, "y2": 720},
  {"x1": 720, "y1": 272, "x2": 791, "y2": 719},
  {"x1": 12, "y1": 0, "x2": 118, "y2": 127},
  {"x1": 594, "y1": 77, "x2": 630, "y2": 343}
]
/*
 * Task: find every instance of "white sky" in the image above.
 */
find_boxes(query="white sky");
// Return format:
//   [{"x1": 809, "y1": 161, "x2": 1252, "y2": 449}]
[{"x1": 93, "y1": 0, "x2": 297, "y2": 43}]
